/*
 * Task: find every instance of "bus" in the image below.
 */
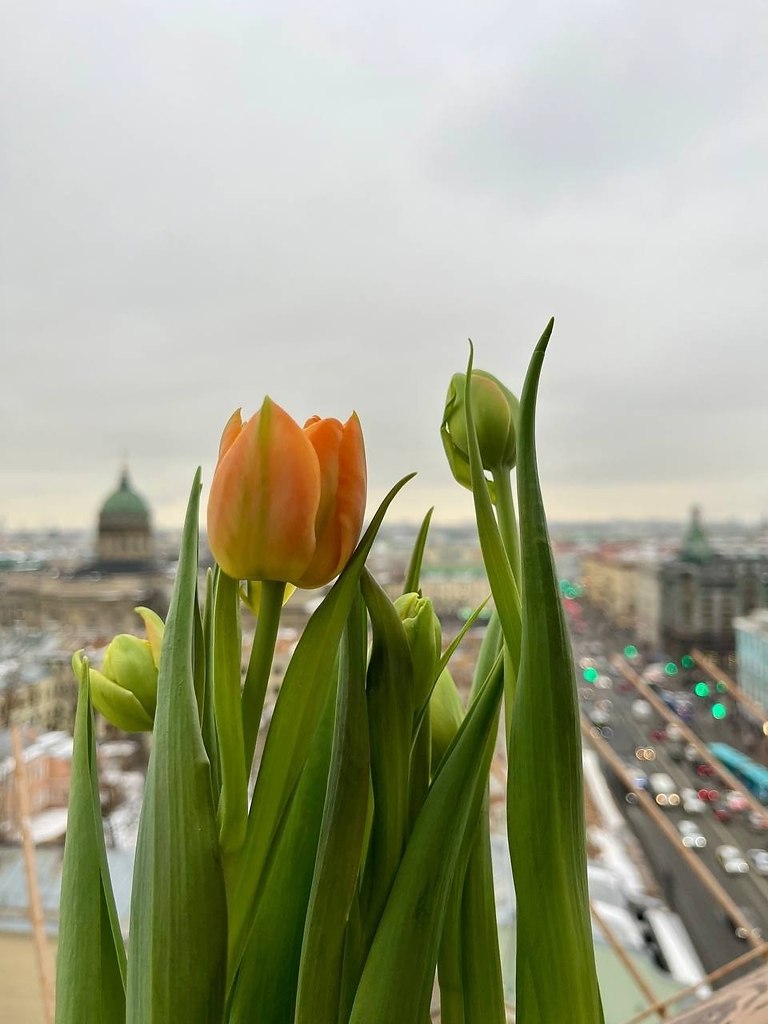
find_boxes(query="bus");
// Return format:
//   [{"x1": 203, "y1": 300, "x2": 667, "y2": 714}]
[{"x1": 708, "y1": 742, "x2": 768, "y2": 804}]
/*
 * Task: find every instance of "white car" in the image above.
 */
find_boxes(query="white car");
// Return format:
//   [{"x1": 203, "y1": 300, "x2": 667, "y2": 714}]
[
  {"x1": 680, "y1": 788, "x2": 707, "y2": 815},
  {"x1": 648, "y1": 773, "x2": 680, "y2": 807},
  {"x1": 747, "y1": 849, "x2": 768, "y2": 876},
  {"x1": 677, "y1": 820, "x2": 706, "y2": 850},
  {"x1": 631, "y1": 699, "x2": 652, "y2": 722},
  {"x1": 715, "y1": 845, "x2": 749, "y2": 875}
]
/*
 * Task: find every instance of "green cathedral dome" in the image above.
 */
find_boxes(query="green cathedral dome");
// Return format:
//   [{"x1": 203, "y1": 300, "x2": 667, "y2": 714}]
[{"x1": 99, "y1": 470, "x2": 151, "y2": 530}]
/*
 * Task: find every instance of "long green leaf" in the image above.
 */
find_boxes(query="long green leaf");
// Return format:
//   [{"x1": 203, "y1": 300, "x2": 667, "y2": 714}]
[
  {"x1": 126, "y1": 470, "x2": 227, "y2": 1024},
  {"x1": 202, "y1": 567, "x2": 221, "y2": 803},
  {"x1": 226, "y1": 681, "x2": 337, "y2": 1024},
  {"x1": 56, "y1": 661, "x2": 126, "y2": 1023},
  {"x1": 348, "y1": 652, "x2": 504, "y2": 1024},
  {"x1": 359, "y1": 569, "x2": 414, "y2": 951},
  {"x1": 295, "y1": 590, "x2": 370, "y2": 1024},
  {"x1": 227, "y1": 474, "x2": 414, "y2": 979},
  {"x1": 460, "y1": 793, "x2": 505, "y2": 1024},
  {"x1": 509, "y1": 321, "x2": 604, "y2": 1023},
  {"x1": 403, "y1": 506, "x2": 434, "y2": 594},
  {"x1": 211, "y1": 570, "x2": 247, "y2": 857}
]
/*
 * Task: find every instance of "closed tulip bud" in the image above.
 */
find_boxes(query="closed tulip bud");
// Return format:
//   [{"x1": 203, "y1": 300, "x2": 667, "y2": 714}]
[
  {"x1": 73, "y1": 607, "x2": 164, "y2": 732},
  {"x1": 441, "y1": 370, "x2": 520, "y2": 490},
  {"x1": 429, "y1": 668, "x2": 465, "y2": 767},
  {"x1": 394, "y1": 592, "x2": 442, "y2": 707},
  {"x1": 207, "y1": 399, "x2": 367, "y2": 589}
]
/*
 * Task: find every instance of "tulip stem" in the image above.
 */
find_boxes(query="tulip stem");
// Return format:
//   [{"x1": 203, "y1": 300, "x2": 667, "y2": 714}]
[
  {"x1": 491, "y1": 467, "x2": 520, "y2": 590},
  {"x1": 490, "y1": 467, "x2": 521, "y2": 739},
  {"x1": 242, "y1": 580, "x2": 285, "y2": 778}
]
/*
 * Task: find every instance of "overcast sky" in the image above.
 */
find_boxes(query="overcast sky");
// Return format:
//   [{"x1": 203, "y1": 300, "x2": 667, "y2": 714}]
[{"x1": 2, "y1": 1, "x2": 767, "y2": 532}]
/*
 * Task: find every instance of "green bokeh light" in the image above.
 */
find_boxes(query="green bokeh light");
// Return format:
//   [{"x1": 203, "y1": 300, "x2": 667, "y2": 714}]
[
  {"x1": 712, "y1": 703, "x2": 728, "y2": 720},
  {"x1": 664, "y1": 662, "x2": 678, "y2": 676},
  {"x1": 716, "y1": 682, "x2": 727, "y2": 693},
  {"x1": 583, "y1": 667, "x2": 599, "y2": 683},
  {"x1": 681, "y1": 654, "x2": 694, "y2": 669},
  {"x1": 624, "y1": 645, "x2": 638, "y2": 658},
  {"x1": 694, "y1": 682, "x2": 710, "y2": 698}
]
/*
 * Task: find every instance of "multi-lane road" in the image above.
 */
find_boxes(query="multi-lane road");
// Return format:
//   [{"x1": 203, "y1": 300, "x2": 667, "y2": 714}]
[{"x1": 575, "y1": 633, "x2": 768, "y2": 979}]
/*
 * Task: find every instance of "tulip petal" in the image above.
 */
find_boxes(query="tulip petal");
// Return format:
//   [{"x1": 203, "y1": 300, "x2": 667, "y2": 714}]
[
  {"x1": 207, "y1": 398, "x2": 321, "y2": 583},
  {"x1": 135, "y1": 606, "x2": 165, "y2": 669},
  {"x1": 89, "y1": 668, "x2": 154, "y2": 732},
  {"x1": 218, "y1": 408, "x2": 243, "y2": 460},
  {"x1": 298, "y1": 413, "x2": 367, "y2": 588}
]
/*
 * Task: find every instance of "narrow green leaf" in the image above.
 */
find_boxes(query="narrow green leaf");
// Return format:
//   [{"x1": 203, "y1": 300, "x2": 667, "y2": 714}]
[
  {"x1": 349, "y1": 652, "x2": 504, "y2": 1024},
  {"x1": 295, "y1": 590, "x2": 370, "y2": 1024},
  {"x1": 438, "y1": 868, "x2": 466, "y2": 1024},
  {"x1": 56, "y1": 661, "x2": 126, "y2": 1024},
  {"x1": 509, "y1": 321, "x2": 604, "y2": 1024},
  {"x1": 126, "y1": 470, "x2": 227, "y2": 1024},
  {"x1": 211, "y1": 570, "x2": 247, "y2": 856},
  {"x1": 403, "y1": 506, "x2": 434, "y2": 594},
  {"x1": 192, "y1": 582, "x2": 206, "y2": 720},
  {"x1": 470, "y1": 610, "x2": 502, "y2": 703},
  {"x1": 460, "y1": 794, "x2": 505, "y2": 1024},
  {"x1": 226, "y1": 682, "x2": 337, "y2": 1024},
  {"x1": 359, "y1": 569, "x2": 414, "y2": 949},
  {"x1": 227, "y1": 474, "x2": 414, "y2": 979},
  {"x1": 202, "y1": 567, "x2": 221, "y2": 803}
]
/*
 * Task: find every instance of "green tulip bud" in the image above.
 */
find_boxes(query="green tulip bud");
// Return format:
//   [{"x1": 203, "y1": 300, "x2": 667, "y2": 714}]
[
  {"x1": 429, "y1": 668, "x2": 465, "y2": 767},
  {"x1": 441, "y1": 369, "x2": 520, "y2": 491},
  {"x1": 71, "y1": 607, "x2": 164, "y2": 733},
  {"x1": 394, "y1": 592, "x2": 442, "y2": 708}
]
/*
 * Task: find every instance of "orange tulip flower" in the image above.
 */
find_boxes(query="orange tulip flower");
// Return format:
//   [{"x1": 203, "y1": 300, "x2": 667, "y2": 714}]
[{"x1": 207, "y1": 398, "x2": 367, "y2": 588}]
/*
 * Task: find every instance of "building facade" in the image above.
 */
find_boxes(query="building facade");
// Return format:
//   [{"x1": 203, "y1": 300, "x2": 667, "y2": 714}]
[
  {"x1": 659, "y1": 507, "x2": 768, "y2": 662},
  {"x1": 734, "y1": 609, "x2": 768, "y2": 709}
]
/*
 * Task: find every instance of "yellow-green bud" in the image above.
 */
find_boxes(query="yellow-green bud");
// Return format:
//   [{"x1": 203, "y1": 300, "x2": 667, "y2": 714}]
[
  {"x1": 394, "y1": 592, "x2": 442, "y2": 707},
  {"x1": 441, "y1": 369, "x2": 520, "y2": 490},
  {"x1": 429, "y1": 668, "x2": 465, "y2": 767},
  {"x1": 72, "y1": 607, "x2": 164, "y2": 733}
]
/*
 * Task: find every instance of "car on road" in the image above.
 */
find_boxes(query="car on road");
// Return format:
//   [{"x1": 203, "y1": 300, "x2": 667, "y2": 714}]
[
  {"x1": 635, "y1": 746, "x2": 656, "y2": 762},
  {"x1": 589, "y1": 707, "x2": 611, "y2": 727},
  {"x1": 631, "y1": 699, "x2": 652, "y2": 722},
  {"x1": 748, "y1": 811, "x2": 768, "y2": 833},
  {"x1": 713, "y1": 805, "x2": 733, "y2": 824},
  {"x1": 648, "y1": 773, "x2": 680, "y2": 807},
  {"x1": 677, "y1": 820, "x2": 707, "y2": 849},
  {"x1": 697, "y1": 788, "x2": 720, "y2": 803},
  {"x1": 725, "y1": 790, "x2": 749, "y2": 813},
  {"x1": 680, "y1": 788, "x2": 707, "y2": 814},
  {"x1": 624, "y1": 763, "x2": 649, "y2": 790},
  {"x1": 696, "y1": 763, "x2": 716, "y2": 778},
  {"x1": 725, "y1": 905, "x2": 762, "y2": 941},
  {"x1": 747, "y1": 849, "x2": 768, "y2": 876},
  {"x1": 650, "y1": 728, "x2": 667, "y2": 742},
  {"x1": 715, "y1": 844, "x2": 749, "y2": 875}
]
